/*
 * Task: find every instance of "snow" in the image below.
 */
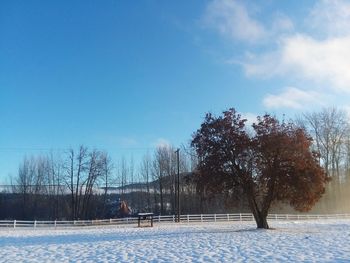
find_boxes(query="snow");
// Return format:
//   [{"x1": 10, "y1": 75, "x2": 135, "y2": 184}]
[{"x1": 0, "y1": 220, "x2": 350, "y2": 262}]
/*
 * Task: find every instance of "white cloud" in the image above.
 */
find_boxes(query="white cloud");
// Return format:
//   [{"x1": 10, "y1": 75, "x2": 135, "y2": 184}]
[
  {"x1": 271, "y1": 13, "x2": 294, "y2": 34},
  {"x1": 282, "y1": 35, "x2": 350, "y2": 92},
  {"x1": 263, "y1": 87, "x2": 325, "y2": 110},
  {"x1": 202, "y1": 0, "x2": 350, "y2": 110},
  {"x1": 202, "y1": 1, "x2": 295, "y2": 44},
  {"x1": 240, "y1": 50, "x2": 283, "y2": 77},
  {"x1": 243, "y1": 34, "x2": 350, "y2": 92},
  {"x1": 309, "y1": 0, "x2": 350, "y2": 37},
  {"x1": 202, "y1": 0, "x2": 266, "y2": 43}
]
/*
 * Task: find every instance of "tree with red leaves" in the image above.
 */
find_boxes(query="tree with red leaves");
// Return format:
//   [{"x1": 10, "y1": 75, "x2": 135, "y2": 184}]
[{"x1": 191, "y1": 108, "x2": 328, "y2": 229}]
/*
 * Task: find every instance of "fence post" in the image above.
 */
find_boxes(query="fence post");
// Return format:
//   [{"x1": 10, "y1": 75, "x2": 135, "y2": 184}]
[
  {"x1": 158, "y1": 215, "x2": 160, "y2": 223},
  {"x1": 54, "y1": 220, "x2": 57, "y2": 229},
  {"x1": 34, "y1": 220, "x2": 37, "y2": 229},
  {"x1": 110, "y1": 218, "x2": 112, "y2": 224},
  {"x1": 239, "y1": 213, "x2": 242, "y2": 222},
  {"x1": 74, "y1": 220, "x2": 76, "y2": 226},
  {"x1": 214, "y1": 214, "x2": 217, "y2": 222},
  {"x1": 187, "y1": 214, "x2": 189, "y2": 223},
  {"x1": 14, "y1": 220, "x2": 16, "y2": 229},
  {"x1": 200, "y1": 214, "x2": 203, "y2": 222},
  {"x1": 173, "y1": 215, "x2": 175, "y2": 222}
]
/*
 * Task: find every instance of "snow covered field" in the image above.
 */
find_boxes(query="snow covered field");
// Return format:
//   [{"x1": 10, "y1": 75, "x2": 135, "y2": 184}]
[{"x1": 0, "y1": 220, "x2": 349, "y2": 262}]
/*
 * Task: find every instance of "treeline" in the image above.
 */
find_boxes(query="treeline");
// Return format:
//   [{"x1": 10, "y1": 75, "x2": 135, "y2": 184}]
[
  {"x1": 1, "y1": 145, "x2": 213, "y2": 220},
  {"x1": 1, "y1": 107, "x2": 350, "y2": 220},
  {"x1": 4, "y1": 147, "x2": 112, "y2": 220},
  {"x1": 298, "y1": 107, "x2": 350, "y2": 176}
]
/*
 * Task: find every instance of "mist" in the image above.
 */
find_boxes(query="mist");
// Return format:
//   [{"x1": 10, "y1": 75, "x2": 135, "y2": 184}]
[{"x1": 272, "y1": 173, "x2": 350, "y2": 214}]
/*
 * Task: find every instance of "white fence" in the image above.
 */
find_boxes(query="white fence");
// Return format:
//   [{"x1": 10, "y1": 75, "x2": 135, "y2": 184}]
[{"x1": 1, "y1": 213, "x2": 349, "y2": 229}]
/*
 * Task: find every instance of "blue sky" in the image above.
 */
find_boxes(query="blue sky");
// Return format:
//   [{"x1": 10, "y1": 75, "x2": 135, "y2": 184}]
[{"x1": 1, "y1": 0, "x2": 350, "y2": 182}]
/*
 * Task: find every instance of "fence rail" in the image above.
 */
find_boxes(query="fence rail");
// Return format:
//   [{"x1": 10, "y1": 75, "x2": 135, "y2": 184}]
[{"x1": 1, "y1": 213, "x2": 349, "y2": 229}]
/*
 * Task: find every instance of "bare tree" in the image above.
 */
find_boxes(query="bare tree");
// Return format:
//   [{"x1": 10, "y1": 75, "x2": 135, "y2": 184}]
[
  {"x1": 302, "y1": 107, "x2": 349, "y2": 176},
  {"x1": 128, "y1": 155, "x2": 137, "y2": 209},
  {"x1": 32, "y1": 156, "x2": 47, "y2": 217},
  {"x1": 7, "y1": 147, "x2": 115, "y2": 220},
  {"x1": 46, "y1": 152, "x2": 64, "y2": 219},
  {"x1": 15, "y1": 157, "x2": 36, "y2": 219},
  {"x1": 162, "y1": 146, "x2": 176, "y2": 214},
  {"x1": 100, "y1": 152, "x2": 113, "y2": 217},
  {"x1": 14, "y1": 155, "x2": 51, "y2": 219},
  {"x1": 151, "y1": 145, "x2": 180, "y2": 214},
  {"x1": 64, "y1": 146, "x2": 89, "y2": 219},
  {"x1": 120, "y1": 157, "x2": 128, "y2": 199},
  {"x1": 140, "y1": 152, "x2": 152, "y2": 210},
  {"x1": 152, "y1": 147, "x2": 166, "y2": 214},
  {"x1": 81, "y1": 150, "x2": 102, "y2": 218}
]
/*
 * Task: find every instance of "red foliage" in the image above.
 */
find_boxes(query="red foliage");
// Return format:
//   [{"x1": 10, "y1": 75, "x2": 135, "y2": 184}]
[{"x1": 192, "y1": 108, "x2": 328, "y2": 228}]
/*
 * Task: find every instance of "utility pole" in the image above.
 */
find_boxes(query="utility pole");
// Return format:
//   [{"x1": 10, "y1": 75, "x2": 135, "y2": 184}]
[{"x1": 175, "y1": 148, "x2": 180, "y2": 222}]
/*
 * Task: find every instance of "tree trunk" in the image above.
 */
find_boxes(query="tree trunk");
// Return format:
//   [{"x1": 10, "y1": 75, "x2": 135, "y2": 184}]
[
  {"x1": 248, "y1": 197, "x2": 269, "y2": 229},
  {"x1": 159, "y1": 180, "x2": 164, "y2": 214},
  {"x1": 254, "y1": 212, "x2": 269, "y2": 229},
  {"x1": 146, "y1": 181, "x2": 151, "y2": 211}
]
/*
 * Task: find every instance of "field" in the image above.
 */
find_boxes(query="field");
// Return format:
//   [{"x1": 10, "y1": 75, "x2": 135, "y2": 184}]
[{"x1": 0, "y1": 220, "x2": 349, "y2": 262}]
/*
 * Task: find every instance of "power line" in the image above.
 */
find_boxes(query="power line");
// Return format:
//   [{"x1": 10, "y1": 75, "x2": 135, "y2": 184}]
[
  {"x1": 0, "y1": 146, "x2": 160, "y2": 153},
  {"x1": 0, "y1": 147, "x2": 66, "y2": 152}
]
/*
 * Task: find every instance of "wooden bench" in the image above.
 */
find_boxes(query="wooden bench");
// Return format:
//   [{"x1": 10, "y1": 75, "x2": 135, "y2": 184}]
[{"x1": 137, "y1": 213, "x2": 154, "y2": 227}]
